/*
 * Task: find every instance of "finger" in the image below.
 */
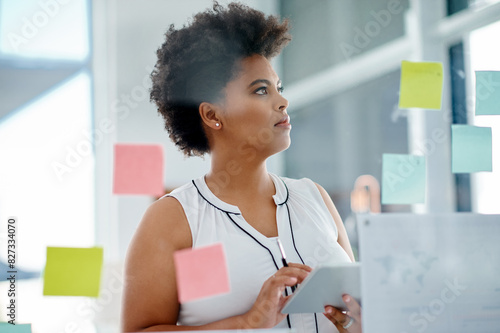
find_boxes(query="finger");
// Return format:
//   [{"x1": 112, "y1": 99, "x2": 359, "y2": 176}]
[
  {"x1": 286, "y1": 262, "x2": 313, "y2": 272},
  {"x1": 276, "y1": 266, "x2": 311, "y2": 284},
  {"x1": 323, "y1": 305, "x2": 350, "y2": 329},
  {"x1": 267, "y1": 274, "x2": 298, "y2": 290},
  {"x1": 343, "y1": 294, "x2": 361, "y2": 320},
  {"x1": 260, "y1": 275, "x2": 298, "y2": 304}
]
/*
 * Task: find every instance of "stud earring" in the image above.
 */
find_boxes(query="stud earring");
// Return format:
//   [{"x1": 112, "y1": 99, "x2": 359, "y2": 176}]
[{"x1": 215, "y1": 122, "x2": 220, "y2": 127}]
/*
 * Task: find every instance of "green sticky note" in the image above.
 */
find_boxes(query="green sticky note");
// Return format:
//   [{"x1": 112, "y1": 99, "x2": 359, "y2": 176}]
[
  {"x1": 0, "y1": 323, "x2": 32, "y2": 333},
  {"x1": 475, "y1": 71, "x2": 500, "y2": 115},
  {"x1": 399, "y1": 61, "x2": 443, "y2": 109},
  {"x1": 43, "y1": 247, "x2": 103, "y2": 297},
  {"x1": 452, "y1": 125, "x2": 492, "y2": 173},
  {"x1": 382, "y1": 154, "x2": 426, "y2": 205}
]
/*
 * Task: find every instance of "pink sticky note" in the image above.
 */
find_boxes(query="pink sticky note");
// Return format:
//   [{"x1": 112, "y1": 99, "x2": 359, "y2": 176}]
[
  {"x1": 113, "y1": 144, "x2": 164, "y2": 196},
  {"x1": 173, "y1": 243, "x2": 230, "y2": 303}
]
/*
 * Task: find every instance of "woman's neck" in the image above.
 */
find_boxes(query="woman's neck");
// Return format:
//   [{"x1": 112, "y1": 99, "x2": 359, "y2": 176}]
[{"x1": 205, "y1": 150, "x2": 275, "y2": 201}]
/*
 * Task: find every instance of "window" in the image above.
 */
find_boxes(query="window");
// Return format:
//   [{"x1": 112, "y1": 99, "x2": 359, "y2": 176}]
[
  {"x1": 0, "y1": 72, "x2": 95, "y2": 269},
  {"x1": 281, "y1": 0, "x2": 410, "y2": 83},
  {"x1": 469, "y1": 21, "x2": 500, "y2": 213},
  {"x1": 281, "y1": 0, "x2": 500, "y2": 221},
  {"x1": 0, "y1": 0, "x2": 89, "y2": 60},
  {"x1": 285, "y1": 70, "x2": 407, "y2": 219},
  {"x1": 0, "y1": 0, "x2": 94, "y2": 331}
]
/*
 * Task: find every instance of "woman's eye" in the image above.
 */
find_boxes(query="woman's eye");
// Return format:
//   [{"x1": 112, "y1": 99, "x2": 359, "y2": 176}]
[
  {"x1": 278, "y1": 86, "x2": 284, "y2": 94},
  {"x1": 255, "y1": 87, "x2": 268, "y2": 95}
]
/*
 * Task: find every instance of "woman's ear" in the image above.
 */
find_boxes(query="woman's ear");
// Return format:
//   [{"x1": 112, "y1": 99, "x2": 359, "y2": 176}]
[{"x1": 199, "y1": 102, "x2": 222, "y2": 130}]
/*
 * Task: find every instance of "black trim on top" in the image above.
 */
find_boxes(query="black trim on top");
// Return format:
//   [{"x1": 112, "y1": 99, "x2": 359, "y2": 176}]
[
  {"x1": 224, "y1": 213, "x2": 279, "y2": 270},
  {"x1": 191, "y1": 180, "x2": 241, "y2": 215},
  {"x1": 192, "y1": 176, "x2": 289, "y2": 210},
  {"x1": 285, "y1": 201, "x2": 319, "y2": 333},
  {"x1": 276, "y1": 176, "x2": 290, "y2": 206},
  {"x1": 284, "y1": 203, "x2": 305, "y2": 265},
  {"x1": 313, "y1": 310, "x2": 319, "y2": 333},
  {"x1": 192, "y1": 176, "x2": 295, "y2": 329},
  {"x1": 225, "y1": 212, "x2": 291, "y2": 329}
]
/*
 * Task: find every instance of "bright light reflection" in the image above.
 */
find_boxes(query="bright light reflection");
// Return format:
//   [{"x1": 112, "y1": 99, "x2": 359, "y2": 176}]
[
  {"x1": 0, "y1": 71, "x2": 95, "y2": 271},
  {"x1": 470, "y1": 0, "x2": 500, "y2": 9},
  {"x1": 0, "y1": 0, "x2": 89, "y2": 60}
]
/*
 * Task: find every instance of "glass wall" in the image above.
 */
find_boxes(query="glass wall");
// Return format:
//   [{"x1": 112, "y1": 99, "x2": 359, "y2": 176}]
[
  {"x1": 281, "y1": 0, "x2": 500, "y2": 222},
  {"x1": 0, "y1": 0, "x2": 95, "y2": 331},
  {"x1": 281, "y1": 0, "x2": 409, "y2": 83},
  {"x1": 469, "y1": 21, "x2": 500, "y2": 213},
  {"x1": 281, "y1": 0, "x2": 411, "y2": 219},
  {"x1": 285, "y1": 70, "x2": 407, "y2": 219}
]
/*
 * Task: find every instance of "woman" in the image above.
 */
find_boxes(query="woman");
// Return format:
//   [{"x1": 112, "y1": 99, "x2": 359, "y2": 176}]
[{"x1": 121, "y1": 2, "x2": 362, "y2": 332}]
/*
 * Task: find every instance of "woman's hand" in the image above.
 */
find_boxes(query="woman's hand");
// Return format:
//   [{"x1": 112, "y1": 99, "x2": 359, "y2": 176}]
[
  {"x1": 240, "y1": 263, "x2": 312, "y2": 329},
  {"x1": 323, "y1": 294, "x2": 362, "y2": 333}
]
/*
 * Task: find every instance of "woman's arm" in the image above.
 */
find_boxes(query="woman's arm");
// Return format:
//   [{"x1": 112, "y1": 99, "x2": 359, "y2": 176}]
[
  {"x1": 121, "y1": 196, "x2": 192, "y2": 331},
  {"x1": 314, "y1": 183, "x2": 355, "y2": 262},
  {"x1": 121, "y1": 196, "x2": 311, "y2": 332},
  {"x1": 314, "y1": 183, "x2": 363, "y2": 332}
]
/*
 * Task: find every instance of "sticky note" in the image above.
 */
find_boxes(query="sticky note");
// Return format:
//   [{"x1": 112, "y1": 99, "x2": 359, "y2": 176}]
[
  {"x1": 43, "y1": 247, "x2": 103, "y2": 297},
  {"x1": 382, "y1": 154, "x2": 426, "y2": 205},
  {"x1": 475, "y1": 71, "x2": 500, "y2": 115},
  {"x1": 113, "y1": 144, "x2": 164, "y2": 196},
  {"x1": 399, "y1": 61, "x2": 443, "y2": 109},
  {"x1": 451, "y1": 125, "x2": 492, "y2": 173},
  {"x1": 0, "y1": 323, "x2": 32, "y2": 333},
  {"x1": 173, "y1": 243, "x2": 230, "y2": 303}
]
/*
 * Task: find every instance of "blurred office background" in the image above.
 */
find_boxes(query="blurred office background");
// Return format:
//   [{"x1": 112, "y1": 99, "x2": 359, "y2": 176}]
[{"x1": 0, "y1": 0, "x2": 499, "y2": 331}]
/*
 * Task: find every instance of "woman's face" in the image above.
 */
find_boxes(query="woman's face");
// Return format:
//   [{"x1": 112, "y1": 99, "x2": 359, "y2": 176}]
[{"x1": 215, "y1": 54, "x2": 291, "y2": 158}]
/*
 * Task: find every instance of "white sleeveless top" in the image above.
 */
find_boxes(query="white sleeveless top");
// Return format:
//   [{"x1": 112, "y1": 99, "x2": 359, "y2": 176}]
[{"x1": 166, "y1": 173, "x2": 352, "y2": 333}]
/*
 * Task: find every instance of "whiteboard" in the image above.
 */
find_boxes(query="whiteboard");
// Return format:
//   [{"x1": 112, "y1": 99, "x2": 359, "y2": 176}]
[{"x1": 357, "y1": 213, "x2": 500, "y2": 333}]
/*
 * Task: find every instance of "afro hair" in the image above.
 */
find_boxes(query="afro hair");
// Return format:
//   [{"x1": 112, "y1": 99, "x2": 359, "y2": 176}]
[{"x1": 150, "y1": 1, "x2": 291, "y2": 156}]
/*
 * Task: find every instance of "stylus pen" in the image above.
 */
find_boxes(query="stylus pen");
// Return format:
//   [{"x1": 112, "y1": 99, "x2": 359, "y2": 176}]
[{"x1": 276, "y1": 238, "x2": 296, "y2": 292}]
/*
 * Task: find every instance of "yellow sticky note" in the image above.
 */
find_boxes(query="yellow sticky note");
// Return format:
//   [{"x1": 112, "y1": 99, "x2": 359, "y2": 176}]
[
  {"x1": 43, "y1": 247, "x2": 103, "y2": 297},
  {"x1": 399, "y1": 61, "x2": 443, "y2": 109}
]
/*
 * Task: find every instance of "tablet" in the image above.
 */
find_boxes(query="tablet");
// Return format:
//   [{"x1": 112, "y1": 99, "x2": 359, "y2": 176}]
[{"x1": 281, "y1": 262, "x2": 361, "y2": 314}]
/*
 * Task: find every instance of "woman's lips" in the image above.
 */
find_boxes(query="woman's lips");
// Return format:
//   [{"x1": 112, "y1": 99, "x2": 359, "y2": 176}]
[{"x1": 275, "y1": 115, "x2": 291, "y2": 128}]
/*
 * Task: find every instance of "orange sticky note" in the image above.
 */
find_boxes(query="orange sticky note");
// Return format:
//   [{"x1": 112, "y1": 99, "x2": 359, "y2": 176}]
[
  {"x1": 113, "y1": 144, "x2": 164, "y2": 196},
  {"x1": 173, "y1": 243, "x2": 230, "y2": 303}
]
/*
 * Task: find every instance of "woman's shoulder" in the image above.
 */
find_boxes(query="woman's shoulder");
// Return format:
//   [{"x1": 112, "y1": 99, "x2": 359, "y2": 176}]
[
  {"x1": 134, "y1": 184, "x2": 194, "y2": 250},
  {"x1": 159, "y1": 178, "x2": 198, "y2": 200},
  {"x1": 273, "y1": 174, "x2": 331, "y2": 207},
  {"x1": 273, "y1": 173, "x2": 319, "y2": 192}
]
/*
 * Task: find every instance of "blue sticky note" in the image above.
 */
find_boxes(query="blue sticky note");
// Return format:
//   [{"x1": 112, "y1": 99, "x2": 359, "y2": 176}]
[
  {"x1": 382, "y1": 154, "x2": 426, "y2": 205},
  {"x1": 452, "y1": 125, "x2": 492, "y2": 173},
  {"x1": 0, "y1": 323, "x2": 32, "y2": 333},
  {"x1": 475, "y1": 71, "x2": 500, "y2": 115}
]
